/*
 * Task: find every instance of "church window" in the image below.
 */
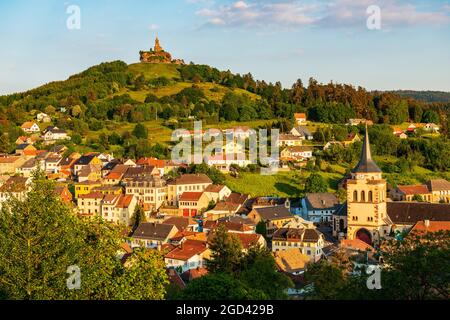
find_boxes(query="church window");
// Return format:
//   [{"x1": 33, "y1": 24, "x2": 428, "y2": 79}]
[
  {"x1": 353, "y1": 191, "x2": 358, "y2": 202},
  {"x1": 361, "y1": 191, "x2": 365, "y2": 202},
  {"x1": 368, "y1": 191, "x2": 373, "y2": 202}
]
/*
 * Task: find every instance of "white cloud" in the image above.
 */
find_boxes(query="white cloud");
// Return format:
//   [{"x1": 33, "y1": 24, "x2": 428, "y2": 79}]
[
  {"x1": 192, "y1": 0, "x2": 450, "y2": 29},
  {"x1": 148, "y1": 24, "x2": 160, "y2": 31}
]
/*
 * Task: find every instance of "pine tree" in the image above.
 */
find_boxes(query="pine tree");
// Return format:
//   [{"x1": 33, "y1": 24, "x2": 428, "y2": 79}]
[{"x1": 206, "y1": 224, "x2": 243, "y2": 274}]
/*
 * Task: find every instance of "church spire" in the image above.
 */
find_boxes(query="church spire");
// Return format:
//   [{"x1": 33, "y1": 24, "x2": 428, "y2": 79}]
[{"x1": 352, "y1": 124, "x2": 381, "y2": 173}]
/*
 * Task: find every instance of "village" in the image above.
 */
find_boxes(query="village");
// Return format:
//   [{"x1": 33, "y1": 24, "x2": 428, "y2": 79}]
[{"x1": 1, "y1": 110, "x2": 449, "y2": 296}]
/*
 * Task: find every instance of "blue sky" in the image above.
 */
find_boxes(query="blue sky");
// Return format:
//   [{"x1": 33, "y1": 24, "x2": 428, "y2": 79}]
[{"x1": 0, "y1": 0, "x2": 449, "y2": 95}]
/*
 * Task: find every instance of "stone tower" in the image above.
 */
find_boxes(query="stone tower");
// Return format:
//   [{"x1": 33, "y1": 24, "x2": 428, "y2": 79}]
[
  {"x1": 154, "y1": 37, "x2": 163, "y2": 52},
  {"x1": 346, "y1": 125, "x2": 390, "y2": 245}
]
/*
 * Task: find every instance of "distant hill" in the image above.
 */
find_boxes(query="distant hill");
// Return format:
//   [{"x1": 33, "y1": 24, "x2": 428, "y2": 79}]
[{"x1": 391, "y1": 90, "x2": 450, "y2": 103}]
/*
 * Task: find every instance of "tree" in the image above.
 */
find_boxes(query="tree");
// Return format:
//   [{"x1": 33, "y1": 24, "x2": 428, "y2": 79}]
[
  {"x1": 255, "y1": 221, "x2": 267, "y2": 238},
  {"x1": 422, "y1": 109, "x2": 439, "y2": 124},
  {"x1": 238, "y1": 245, "x2": 293, "y2": 299},
  {"x1": 412, "y1": 194, "x2": 424, "y2": 202},
  {"x1": 45, "y1": 105, "x2": 56, "y2": 115},
  {"x1": 304, "y1": 173, "x2": 328, "y2": 193},
  {"x1": 130, "y1": 205, "x2": 146, "y2": 232},
  {"x1": 206, "y1": 224, "x2": 243, "y2": 274},
  {"x1": 305, "y1": 260, "x2": 348, "y2": 299},
  {"x1": 0, "y1": 171, "x2": 168, "y2": 300},
  {"x1": 132, "y1": 123, "x2": 148, "y2": 139}
]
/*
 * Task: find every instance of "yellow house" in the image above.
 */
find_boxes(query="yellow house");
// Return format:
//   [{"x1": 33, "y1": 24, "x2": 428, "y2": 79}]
[
  {"x1": 178, "y1": 192, "x2": 211, "y2": 217},
  {"x1": 247, "y1": 206, "x2": 294, "y2": 237},
  {"x1": 0, "y1": 157, "x2": 27, "y2": 174},
  {"x1": 167, "y1": 174, "x2": 213, "y2": 206},
  {"x1": 74, "y1": 180, "x2": 102, "y2": 199},
  {"x1": 342, "y1": 133, "x2": 361, "y2": 147}
]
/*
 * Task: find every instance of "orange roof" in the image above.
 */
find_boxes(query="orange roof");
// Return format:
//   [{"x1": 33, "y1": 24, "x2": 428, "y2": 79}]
[
  {"x1": 0, "y1": 156, "x2": 21, "y2": 163},
  {"x1": 411, "y1": 220, "x2": 450, "y2": 234},
  {"x1": 170, "y1": 231, "x2": 207, "y2": 242},
  {"x1": 397, "y1": 185, "x2": 430, "y2": 195},
  {"x1": 179, "y1": 192, "x2": 204, "y2": 202},
  {"x1": 21, "y1": 121, "x2": 37, "y2": 129},
  {"x1": 294, "y1": 113, "x2": 306, "y2": 119},
  {"x1": 340, "y1": 239, "x2": 374, "y2": 252},
  {"x1": 165, "y1": 240, "x2": 208, "y2": 261},
  {"x1": 116, "y1": 195, "x2": 134, "y2": 208},
  {"x1": 106, "y1": 172, "x2": 122, "y2": 180},
  {"x1": 136, "y1": 157, "x2": 165, "y2": 168},
  {"x1": 234, "y1": 233, "x2": 262, "y2": 249}
]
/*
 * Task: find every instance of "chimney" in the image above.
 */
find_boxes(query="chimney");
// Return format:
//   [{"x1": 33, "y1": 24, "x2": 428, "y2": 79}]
[{"x1": 424, "y1": 220, "x2": 430, "y2": 228}]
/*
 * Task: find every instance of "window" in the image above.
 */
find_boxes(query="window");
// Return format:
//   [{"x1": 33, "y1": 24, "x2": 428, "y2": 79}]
[
  {"x1": 353, "y1": 191, "x2": 358, "y2": 202},
  {"x1": 361, "y1": 191, "x2": 365, "y2": 202},
  {"x1": 368, "y1": 191, "x2": 373, "y2": 202}
]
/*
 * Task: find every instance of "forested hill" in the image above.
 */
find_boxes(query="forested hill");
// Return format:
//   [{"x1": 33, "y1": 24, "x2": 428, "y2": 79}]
[
  {"x1": 0, "y1": 60, "x2": 449, "y2": 141},
  {"x1": 391, "y1": 90, "x2": 450, "y2": 103}
]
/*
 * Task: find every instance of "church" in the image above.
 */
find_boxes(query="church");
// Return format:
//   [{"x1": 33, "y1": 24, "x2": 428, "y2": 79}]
[
  {"x1": 139, "y1": 37, "x2": 185, "y2": 65},
  {"x1": 333, "y1": 126, "x2": 450, "y2": 245}
]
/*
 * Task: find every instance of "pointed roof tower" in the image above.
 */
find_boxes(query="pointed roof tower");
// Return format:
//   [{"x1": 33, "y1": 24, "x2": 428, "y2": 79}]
[{"x1": 352, "y1": 124, "x2": 381, "y2": 173}]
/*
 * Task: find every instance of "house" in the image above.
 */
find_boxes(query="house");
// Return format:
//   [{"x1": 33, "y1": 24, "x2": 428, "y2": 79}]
[
  {"x1": 204, "y1": 218, "x2": 256, "y2": 234},
  {"x1": 280, "y1": 146, "x2": 313, "y2": 161},
  {"x1": 204, "y1": 153, "x2": 252, "y2": 172},
  {"x1": 49, "y1": 145, "x2": 69, "y2": 155},
  {"x1": 409, "y1": 219, "x2": 450, "y2": 235},
  {"x1": 234, "y1": 233, "x2": 267, "y2": 251},
  {"x1": 15, "y1": 144, "x2": 37, "y2": 156},
  {"x1": 391, "y1": 184, "x2": 432, "y2": 202},
  {"x1": 165, "y1": 240, "x2": 210, "y2": 273},
  {"x1": 104, "y1": 164, "x2": 129, "y2": 185},
  {"x1": 396, "y1": 132, "x2": 408, "y2": 139},
  {"x1": 21, "y1": 122, "x2": 40, "y2": 133},
  {"x1": 167, "y1": 174, "x2": 213, "y2": 206},
  {"x1": 290, "y1": 126, "x2": 313, "y2": 140},
  {"x1": 43, "y1": 127, "x2": 70, "y2": 143},
  {"x1": 77, "y1": 164, "x2": 103, "y2": 182},
  {"x1": 294, "y1": 113, "x2": 307, "y2": 125},
  {"x1": 131, "y1": 222, "x2": 179, "y2": 249},
  {"x1": 163, "y1": 216, "x2": 199, "y2": 232},
  {"x1": 0, "y1": 156, "x2": 27, "y2": 174},
  {"x1": 73, "y1": 153, "x2": 102, "y2": 176},
  {"x1": 77, "y1": 192, "x2": 104, "y2": 218},
  {"x1": 17, "y1": 158, "x2": 45, "y2": 177},
  {"x1": 124, "y1": 175, "x2": 167, "y2": 213},
  {"x1": 391, "y1": 179, "x2": 450, "y2": 203},
  {"x1": 342, "y1": 133, "x2": 361, "y2": 147},
  {"x1": 424, "y1": 123, "x2": 440, "y2": 133},
  {"x1": 274, "y1": 248, "x2": 310, "y2": 275},
  {"x1": 136, "y1": 157, "x2": 166, "y2": 176},
  {"x1": 301, "y1": 193, "x2": 340, "y2": 223},
  {"x1": 323, "y1": 141, "x2": 343, "y2": 151},
  {"x1": 0, "y1": 176, "x2": 31, "y2": 209},
  {"x1": 74, "y1": 180, "x2": 102, "y2": 199},
  {"x1": 426, "y1": 179, "x2": 450, "y2": 203},
  {"x1": 347, "y1": 119, "x2": 373, "y2": 126},
  {"x1": 204, "y1": 193, "x2": 250, "y2": 221},
  {"x1": 122, "y1": 166, "x2": 159, "y2": 182},
  {"x1": 101, "y1": 194, "x2": 137, "y2": 225},
  {"x1": 278, "y1": 134, "x2": 303, "y2": 147},
  {"x1": 36, "y1": 112, "x2": 51, "y2": 122},
  {"x1": 54, "y1": 185, "x2": 74, "y2": 204},
  {"x1": 272, "y1": 227, "x2": 325, "y2": 262},
  {"x1": 15, "y1": 136, "x2": 38, "y2": 145},
  {"x1": 204, "y1": 184, "x2": 232, "y2": 203},
  {"x1": 247, "y1": 205, "x2": 294, "y2": 237},
  {"x1": 392, "y1": 127, "x2": 403, "y2": 135},
  {"x1": 45, "y1": 156, "x2": 62, "y2": 173},
  {"x1": 178, "y1": 192, "x2": 211, "y2": 217},
  {"x1": 180, "y1": 267, "x2": 208, "y2": 283}
]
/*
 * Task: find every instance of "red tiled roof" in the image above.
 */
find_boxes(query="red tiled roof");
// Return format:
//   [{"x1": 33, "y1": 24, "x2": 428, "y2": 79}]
[
  {"x1": 78, "y1": 192, "x2": 104, "y2": 199},
  {"x1": 397, "y1": 185, "x2": 430, "y2": 195},
  {"x1": 116, "y1": 195, "x2": 133, "y2": 208},
  {"x1": 165, "y1": 240, "x2": 208, "y2": 261},
  {"x1": 340, "y1": 239, "x2": 374, "y2": 252},
  {"x1": 410, "y1": 220, "x2": 450, "y2": 234},
  {"x1": 179, "y1": 192, "x2": 204, "y2": 202},
  {"x1": 181, "y1": 267, "x2": 208, "y2": 282},
  {"x1": 294, "y1": 113, "x2": 306, "y2": 119},
  {"x1": 234, "y1": 233, "x2": 262, "y2": 249}
]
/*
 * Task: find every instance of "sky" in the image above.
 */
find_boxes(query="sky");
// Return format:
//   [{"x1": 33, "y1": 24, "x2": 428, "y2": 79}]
[{"x1": 0, "y1": 0, "x2": 449, "y2": 95}]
